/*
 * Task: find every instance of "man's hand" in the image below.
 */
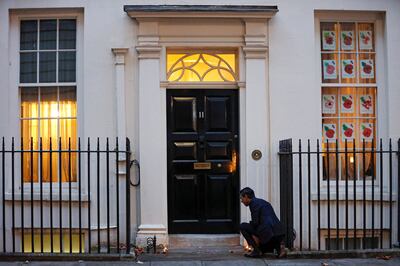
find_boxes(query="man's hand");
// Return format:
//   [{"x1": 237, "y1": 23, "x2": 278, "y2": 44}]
[{"x1": 252, "y1": 235, "x2": 260, "y2": 246}]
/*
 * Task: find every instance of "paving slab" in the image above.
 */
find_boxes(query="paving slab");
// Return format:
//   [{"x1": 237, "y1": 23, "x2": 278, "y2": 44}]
[
  {"x1": 206, "y1": 260, "x2": 267, "y2": 266},
  {"x1": 150, "y1": 261, "x2": 202, "y2": 266}
]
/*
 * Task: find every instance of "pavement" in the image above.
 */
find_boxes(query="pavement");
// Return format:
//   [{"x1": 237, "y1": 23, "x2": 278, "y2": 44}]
[
  {"x1": 0, "y1": 258, "x2": 400, "y2": 265},
  {"x1": 0, "y1": 246, "x2": 399, "y2": 265}
]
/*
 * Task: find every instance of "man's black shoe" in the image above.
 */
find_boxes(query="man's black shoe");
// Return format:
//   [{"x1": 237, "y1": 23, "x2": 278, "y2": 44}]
[{"x1": 244, "y1": 249, "x2": 262, "y2": 258}]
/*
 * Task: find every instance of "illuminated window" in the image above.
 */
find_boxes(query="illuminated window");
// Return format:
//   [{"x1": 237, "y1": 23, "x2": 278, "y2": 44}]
[
  {"x1": 167, "y1": 51, "x2": 238, "y2": 82},
  {"x1": 21, "y1": 87, "x2": 77, "y2": 183},
  {"x1": 23, "y1": 232, "x2": 84, "y2": 253},
  {"x1": 320, "y1": 21, "x2": 377, "y2": 180},
  {"x1": 19, "y1": 19, "x2": 77, "y2": 183}
]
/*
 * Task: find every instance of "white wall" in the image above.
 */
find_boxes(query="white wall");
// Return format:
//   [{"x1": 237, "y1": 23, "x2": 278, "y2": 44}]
[{"x1": 0, "y1": 0, "x2": 399, "y2": 249}]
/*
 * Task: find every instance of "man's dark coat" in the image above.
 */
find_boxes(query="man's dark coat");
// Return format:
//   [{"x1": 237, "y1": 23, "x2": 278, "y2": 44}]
[{"x1": 249, "y1": 197, "x2": 284, "y2": 244}]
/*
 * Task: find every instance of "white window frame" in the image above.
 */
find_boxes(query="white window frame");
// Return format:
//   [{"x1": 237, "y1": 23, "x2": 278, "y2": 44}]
[
  {"x1": 314, "y1": 11, "x2": 387, "y2": 194},
  {"x1": 19, "y1": 18, "x2": 77, "y2": 86},
  {"x1": 8, "y1": 9, "x2": 84, "y2": 192}
]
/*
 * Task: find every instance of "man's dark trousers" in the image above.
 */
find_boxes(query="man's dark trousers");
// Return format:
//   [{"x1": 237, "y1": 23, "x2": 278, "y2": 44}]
[
  {"x1": 241, "y1": 197, "x2": 285, "y2": 253},
  {"x1": 240, "y1": 222, "x2": 284, "y2": 253},
  {"x1": 240, "y1": 222, "x2": 261, "y2": 250}
]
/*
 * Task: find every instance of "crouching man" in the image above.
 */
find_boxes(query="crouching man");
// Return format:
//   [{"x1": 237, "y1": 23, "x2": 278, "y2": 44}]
[{"x1": 239, "y1": 187, "x2": 286, "y2": 258}]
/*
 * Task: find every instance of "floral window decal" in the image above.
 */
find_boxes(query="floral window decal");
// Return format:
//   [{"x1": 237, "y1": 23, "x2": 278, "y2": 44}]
[{"x1": 167, "y1": 52, "x2": 238, "y2": 82}]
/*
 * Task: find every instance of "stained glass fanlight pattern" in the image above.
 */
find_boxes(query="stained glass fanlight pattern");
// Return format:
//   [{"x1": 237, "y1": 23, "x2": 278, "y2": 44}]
[{"x1": 167, "y1": 52, "x2": 238, "y2": 82}]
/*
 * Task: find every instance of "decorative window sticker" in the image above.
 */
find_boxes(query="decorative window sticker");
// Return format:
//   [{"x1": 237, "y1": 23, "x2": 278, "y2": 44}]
[
  {"x1": 341, "y1": 31, "x2": 354, "y2": 50},
  {"x1": 341, "y1": 59, "x2": 355, "y2": 79},
  {"x1": 322, "y1": 31, "x2": 336, "y2": 50},
  {"x1": 322, "y1": 95, "x2": 336, "y2": 114},
  {"x1": 359, "y1": 31, "x2": 373, "y2": 50},
  {"x1": 323, "y1": 60, "x2": 337, "y2": 79},
  {"x1": 360, "y1": 60, "x2": 374, "y2": 79},
  {"x1": 360, "y1": 123, "x2": 373, "y2": 141},
  {"x1": 341, "y1": 94, "x2": 354, "y2": 113},
  {"x1": 342, "y1": 123, "x2": 355, "y2": 141},
  {"x1": 360, "y1": 95, "x2": 373, "y2": 114},
  {"x1": 323, "y1": 124, "x2": 337, "y2": 142}
]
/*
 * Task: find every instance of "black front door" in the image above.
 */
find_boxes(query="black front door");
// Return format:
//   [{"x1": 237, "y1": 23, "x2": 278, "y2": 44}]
[{"x1": 167, "y1": 89, "x2": 239, "y2": 234}]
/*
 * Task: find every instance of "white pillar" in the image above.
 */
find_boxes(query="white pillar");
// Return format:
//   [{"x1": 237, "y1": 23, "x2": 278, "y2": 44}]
[
  {"x1": 134, "y1": 20, "x2": 168, "y2": 246},
  {"x1": 111, "y1": 48, "x2": 129, "y2": 142},
  {"x1": 242, "y1": 19, "x2": 270, "y2": 203}
]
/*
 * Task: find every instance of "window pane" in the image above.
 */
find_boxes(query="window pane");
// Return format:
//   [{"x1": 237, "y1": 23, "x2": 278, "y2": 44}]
[
  {"x1": 39, "y1": 52, "x2": 56, "y2": 82},
  {"x1": 357, "y1": 87, "x2": 376, "y2": 117},
  {"x1": 358, "y1": 148, "x2": 376, "y2": 180},
  {"x1": 340, "y1": 54, "x2": 357, "y2": 83},
  {"x1": 167, "y1": 52, "x2": 237, "y2": 82},
  {"x1": 340, "y1": 149, "x2": 356, "y2": 180},
  {"x1": 321, "y1": 22, "x2": 338, "y2": 51},
  {"x1": 40, "y1": 87, "x2": 58, "y2": 118},
  {"x1": 59, "y1": 19, "x2": 76, "y2": 49},
  {"x1": 20, "y1": 52, "x2": 37, "y2": 83},
  {"x1": 358, "y1": 23, "x2": 374, "y2": 52},
  {"x1": 58, "y1": 51, "x2": 76, "y2": 82},
  {"x1": 339, "y1": 87, "x2": 356, "y2": 118},
  {"x1": 21, "y1": 87, "x2": 39, "y2": 118},
  {"x1": 339, "y1": 23, "x2": 356, "y2": 52},
  {"x1": 60, "y1": 118, "x2": 77, "y2": 182},
  {"x1": 39, "y1": 20, "x2": 57, "y2": 50},
  {"x1": 20, "y1": 20, "x2": 37, "y2": 50},
  {"x1": 322, "y1": 87, "x2": 338, "y2": 117},
  {"x1": 59, "y1": 87, "x2": 77, "y2": 117},
  {"x1": 359, "y1": 53, "x2": 376, "y2": 84},
  {"x1": 322, "y1": 153, "x2": 338, "y2": 181},
  {"x1": 321, "y1": 54, "x2": 339, "y2": 83},
  {"x1": 40, "y1": 119, "x2": 58, "y2": 182},
  {"x1": 21, "y1": 120, "x2": 39, "y2": 183}
]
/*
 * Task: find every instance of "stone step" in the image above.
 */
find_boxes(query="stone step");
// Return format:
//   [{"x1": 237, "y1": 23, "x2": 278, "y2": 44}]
[{"x1": 168, "y1": 234, "x2": 240, "y2": 249}]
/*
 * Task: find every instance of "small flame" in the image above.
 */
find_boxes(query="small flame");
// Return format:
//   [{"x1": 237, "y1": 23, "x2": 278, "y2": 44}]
[{"x1": 162, "y1": 246, "x2": 168, "y2": 254}]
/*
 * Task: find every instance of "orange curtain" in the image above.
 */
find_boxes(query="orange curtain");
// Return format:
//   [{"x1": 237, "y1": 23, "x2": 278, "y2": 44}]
[{"x1": 21, "y1": 97, "x2": 77, "y2": 183}]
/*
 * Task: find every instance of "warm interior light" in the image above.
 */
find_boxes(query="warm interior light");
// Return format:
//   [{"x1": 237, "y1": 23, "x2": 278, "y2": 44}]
[
  {"x1": 162, "y1": 246, "x2": 168, "y2": 254},
  {"x1": 350, "y1": 156, "x2": 354, "y2": 163},
  {"x1": 167, "y1": 52, "x2": 237, "y2": 82},
  {"x1": 228, "y1": 151, "x2": 237, "y2": 173},
  {"x1": 21, "y1": 99, "x2": 77, "y2": 183}
]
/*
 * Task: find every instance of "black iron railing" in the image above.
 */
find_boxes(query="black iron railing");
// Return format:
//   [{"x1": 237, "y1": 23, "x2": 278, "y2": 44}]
[
  {"x1": 0, "y1": 137, "x2": 133, "y2": 254},
  {"x1": 279, "y1": 138, "x2": 400, "y2": 251}
]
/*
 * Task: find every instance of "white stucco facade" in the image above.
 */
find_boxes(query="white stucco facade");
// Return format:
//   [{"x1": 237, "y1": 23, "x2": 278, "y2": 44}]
[{"x1": 0, "y1": 0, "x2": 400, "y2": 251}]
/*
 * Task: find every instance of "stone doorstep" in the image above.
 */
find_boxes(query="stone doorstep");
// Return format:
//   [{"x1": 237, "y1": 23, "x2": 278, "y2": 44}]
[{"x1": 168, "y1": 234, "x2": 240, "y2": 249}]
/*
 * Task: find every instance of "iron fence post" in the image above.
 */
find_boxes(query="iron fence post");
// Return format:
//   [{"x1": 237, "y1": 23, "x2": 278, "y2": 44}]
[
  {"x1": 279, "y1": 139, "x2": 293, "y2": 249},
  {"x1": 397, "y1": 139, "x2": 400, "y2": 247},
  {"x1": 126, "y1": 138, "x2": 131, "y2": 254}
]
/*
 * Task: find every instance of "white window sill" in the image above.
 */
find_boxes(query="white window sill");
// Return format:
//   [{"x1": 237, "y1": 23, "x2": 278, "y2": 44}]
[{"x1": 310, "y1": 192, "x2": 396, "y2": 202}]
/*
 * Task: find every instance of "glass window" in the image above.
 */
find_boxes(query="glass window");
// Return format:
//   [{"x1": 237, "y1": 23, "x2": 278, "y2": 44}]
[
  {"x1": 320, "y1": 21, "x2": 377, "y2": 181},
  {"x1": 20, "y1": 19, "x2": 76, "y2": 84},
  {"x1": 19, "y1": 18, "x2": 78, "y2": 184},
  {"x1": 20, "y1": 87, "x2": 77, "y2": 183},
  {"x1": 23, "y1": 232, "x2": 84, "y2": 253},
  {"x1": 167, "y1": 51, "x2": 238, "y2": 82}
]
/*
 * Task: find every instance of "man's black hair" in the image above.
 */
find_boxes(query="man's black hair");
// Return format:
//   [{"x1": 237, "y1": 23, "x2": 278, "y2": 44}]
[{"x1": 240, "y1": 187, "x2": 255, "y2": 199}]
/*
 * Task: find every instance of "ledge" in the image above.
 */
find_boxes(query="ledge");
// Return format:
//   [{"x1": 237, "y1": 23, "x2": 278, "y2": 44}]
[
  {"x1": 160, "y1": 81, "x2": 245, "y2": 89},
  {"x1": 310, "y1": 192, "x2": 397, "y2": 202},
  {"x1": 124, "y1": 5, "x2": 278, "y2": 19}
]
